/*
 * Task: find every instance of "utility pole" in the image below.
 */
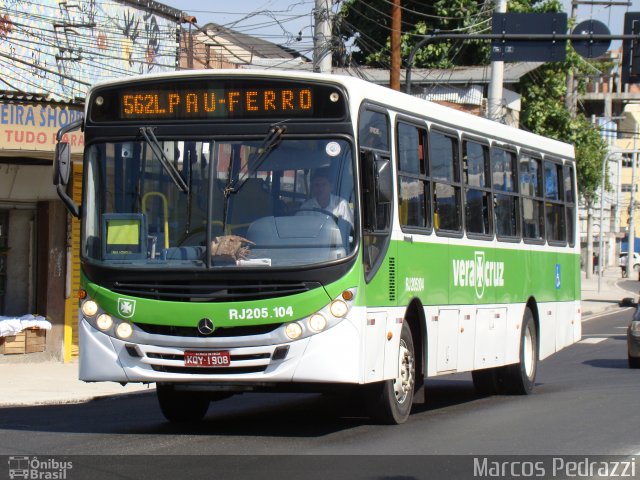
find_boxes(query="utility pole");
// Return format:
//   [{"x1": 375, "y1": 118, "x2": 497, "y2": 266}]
[
  {"x1": 628, "y1": 126, "x2": 638, "y2": 277},
  {"x1": 390, "y1": 0, "x2": 401, "y2": 91},
  {"x1": 487, "y1": 0, "x2": 507, "y2": 121},
  {"x1": 313, "y1": 0, "x2": 332, "y2": 73},
  {"x1": 565, "y1": 1, "x2": 579, "y2": 116}
]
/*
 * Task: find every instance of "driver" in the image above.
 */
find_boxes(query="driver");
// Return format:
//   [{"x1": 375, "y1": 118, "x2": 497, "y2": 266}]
[{"x1": 300, "y1": 168, "x2": 353, "y2": 225}]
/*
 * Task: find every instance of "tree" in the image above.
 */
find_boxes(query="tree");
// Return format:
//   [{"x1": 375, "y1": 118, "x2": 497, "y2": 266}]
[
  {"x1": 337, "y1": 0, "x2": 608, "y2": 204},
  {"x1": 518, "y1": 56, "x2": 608, "y2": 205},
  {"x1": 336, "y1": 0, "x2": 493, "y2": 68}
]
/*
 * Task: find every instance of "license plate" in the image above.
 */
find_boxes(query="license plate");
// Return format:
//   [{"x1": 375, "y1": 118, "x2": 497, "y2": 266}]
[{"x1": 184, "y1": 351, "x2": 231, "y2": 367}]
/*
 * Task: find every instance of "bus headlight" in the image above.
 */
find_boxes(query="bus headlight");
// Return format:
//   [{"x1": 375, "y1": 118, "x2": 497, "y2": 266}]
[
  {"x1": 284, "y1": 322, "x2": 303, "y2": 340},
  {"x1": 96, "y1": 314, "x2": 113, "y2": 331},
  {"x1": 329, "y1": 299, "x2": 349, "y2": 318},
  {"x1": 308, "y1": 313, "x2": 328, "y2": 332},
  {"x1": 279, "y1": 288, "x2": 356, "y2": 342},
  {"x1": 81, "y1": 300, "x2": 98, "y2": 318},
  {"x1": 116, "y1": 322, "x2": 133, "y2": 339}
]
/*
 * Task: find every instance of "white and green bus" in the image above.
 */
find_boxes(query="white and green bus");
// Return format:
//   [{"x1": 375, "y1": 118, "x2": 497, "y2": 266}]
[{"x1": 54, "y1": 70, "x2": 580, "y2": 424}]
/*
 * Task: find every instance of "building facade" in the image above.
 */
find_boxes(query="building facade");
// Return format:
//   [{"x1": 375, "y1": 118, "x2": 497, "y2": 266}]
[
  {"x1": 0, "y1": 0, "x2": 182, "y2": 362},
  {"x1": 579, "y1": 49, "x2": 640, "y2": 272}
]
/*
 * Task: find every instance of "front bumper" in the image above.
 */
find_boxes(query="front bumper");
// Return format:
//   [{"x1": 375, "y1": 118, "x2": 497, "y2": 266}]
[{"x1": 79, "y1": 313, "x2": 363, "y2": 386}]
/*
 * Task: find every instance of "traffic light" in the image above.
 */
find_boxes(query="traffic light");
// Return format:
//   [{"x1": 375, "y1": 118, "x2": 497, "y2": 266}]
[{"x1": 622, "y1": 13, "x2": 640, "y2": 85}]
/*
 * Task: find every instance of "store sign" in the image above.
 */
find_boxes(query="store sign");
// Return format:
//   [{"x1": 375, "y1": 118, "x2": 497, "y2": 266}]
[{"x1": 0, "y1": 102, "x2": 84, "y2": 156}]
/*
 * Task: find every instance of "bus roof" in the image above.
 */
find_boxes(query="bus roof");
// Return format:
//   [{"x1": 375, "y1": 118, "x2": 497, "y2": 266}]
[{"x1": 86, "y1": 69, "x2": 574, "y2": 161}]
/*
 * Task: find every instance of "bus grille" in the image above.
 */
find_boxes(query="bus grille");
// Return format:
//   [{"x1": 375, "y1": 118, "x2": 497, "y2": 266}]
[
  {"x1": 147, "y1": 352, "x2": 271, "y2": 362},
  {"x1": 135, "y1": 323, "x2": 280, "y2": 338},
  {"x1": 110, "y1": 280, "x2": 318, "y2": 302}
]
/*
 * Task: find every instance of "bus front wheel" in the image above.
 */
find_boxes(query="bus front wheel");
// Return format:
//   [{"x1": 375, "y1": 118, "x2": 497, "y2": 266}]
[
  {"x1": 365, "y1": 321, "x2": 415, "y2": 424},
  {"x1": 157, "y1": 384, "x2": 210, "y2": 422}
]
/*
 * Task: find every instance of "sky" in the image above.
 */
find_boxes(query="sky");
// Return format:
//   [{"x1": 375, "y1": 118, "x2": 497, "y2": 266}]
[
  {"x1": 162, "y1": 1, "x2": 319, "y2": 58},
  {"x1": 160, "y1": 0, "x2": 640, "y2": 57}
]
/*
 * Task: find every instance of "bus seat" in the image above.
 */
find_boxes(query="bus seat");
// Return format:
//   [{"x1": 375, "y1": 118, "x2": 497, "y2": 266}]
[{"x1": 227, "y1": 178, "x2": 273, "y2": 233}]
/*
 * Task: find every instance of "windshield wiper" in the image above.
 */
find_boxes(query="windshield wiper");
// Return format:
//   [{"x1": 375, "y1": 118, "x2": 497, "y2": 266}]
[
  {"x1": 224, "y1": 124, "x2": 286, "y2": 198},
  {"x1": 140, "y1": 127, "x2": 189, "y2": 194}
]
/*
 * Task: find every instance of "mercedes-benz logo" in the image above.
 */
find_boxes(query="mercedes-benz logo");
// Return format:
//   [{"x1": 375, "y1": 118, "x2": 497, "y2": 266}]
[{"x1": 197, "y1": 318, "x2": 215, "y2": 335}]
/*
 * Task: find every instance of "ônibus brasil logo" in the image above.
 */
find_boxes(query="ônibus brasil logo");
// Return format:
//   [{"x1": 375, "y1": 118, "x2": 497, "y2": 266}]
[{"x1": 452, "y1": 251, "x2": 504, "y2": 299}]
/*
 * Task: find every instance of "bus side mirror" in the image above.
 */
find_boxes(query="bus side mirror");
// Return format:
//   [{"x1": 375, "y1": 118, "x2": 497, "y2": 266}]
[
  {"x1": 53, "y1": 117, "x2": 83, "y2": 218},
  {"x1": 375, "y1": 157, "x2": 392, "y2": 204},
  {"x1": 53, "y1": 142, "x2": 71, "y2": 186}
]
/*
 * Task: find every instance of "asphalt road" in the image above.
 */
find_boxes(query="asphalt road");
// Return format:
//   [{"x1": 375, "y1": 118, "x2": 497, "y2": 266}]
[{"x1": 0, "y1": 309, "x2": 638, "y2": 478}]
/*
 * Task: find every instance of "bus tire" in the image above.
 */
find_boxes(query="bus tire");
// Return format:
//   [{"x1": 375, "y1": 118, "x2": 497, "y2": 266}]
[
  {"x1": 157, "y1": 384, "x2": 210, "y2": 422},
  {"x1": 500, "y1": 307, "x2": 538, "y2": 395},
  {"x1": 629, "y1": 355, "x2": 640, "y2": 369},
  {"x1": 365, "y1": 321, "x2": 415, "y2": 424},
  {"x1": 471, "y1": 367, "x2": 500, "y2": 396}
]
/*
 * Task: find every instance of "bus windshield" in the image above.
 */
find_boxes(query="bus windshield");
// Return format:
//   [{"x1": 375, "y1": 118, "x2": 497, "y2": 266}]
[{"x1": 83, "y1": 137, "x2": 356, "y2": 268}]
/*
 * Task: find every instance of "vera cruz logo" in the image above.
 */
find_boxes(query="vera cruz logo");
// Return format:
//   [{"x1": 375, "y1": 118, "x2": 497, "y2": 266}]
[
  {"x1": 452, "y1": 251, "x2": 504, "y2": 299},
  {"x1": 117, "y1": 298, "x2": 136, "y2": 318}
]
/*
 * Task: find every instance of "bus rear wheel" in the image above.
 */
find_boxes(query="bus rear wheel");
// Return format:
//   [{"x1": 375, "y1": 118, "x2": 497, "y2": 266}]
[
  {"x1": 501, "y1": 307, "x2": 538, "y2": 395},
  {"x1": 472, "y1": 307, "x2": 538, "y2": 396},
  {"x1": 157, "y1": 384, "x2": 210, "y2": 422},
  {"x1": 365, "y1": 321, "x2": 415, "y2": 424}
]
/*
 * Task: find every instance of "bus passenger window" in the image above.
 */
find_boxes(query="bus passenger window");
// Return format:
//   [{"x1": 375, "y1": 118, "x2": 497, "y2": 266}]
[
  {"x1": 359, "y1": 110, "x2": 389, "y2": 151},
  {"x1": 545, "y1": 160, "x2": 566, "y2": 243},
  {"x1": 434, "y1": 183, "x2": 460, "y2": 232},
  {"x1": 520, "y1": 154, "x2": 544, "y2": 241},
  {"x1": 494, "y1": 193, "x2": 519, "y2": 238},
  {"x1": 431, "y1": 130, "x2": 461, "y2": 233},
  {"x1": 465, "y1": 189, "x2": 491, "y2": 235},
  {"x1": 563, "y1": 164, "x2": 576, "y2": 246},
  {"x1": 463, "y1": 140, "x2": 491, "y2": 237},
  {"x1": 397, "y1": 122, "x2": 429, "y2": 229}
]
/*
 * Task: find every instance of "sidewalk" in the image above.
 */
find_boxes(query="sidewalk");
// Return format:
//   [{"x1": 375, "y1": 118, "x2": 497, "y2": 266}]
[
  {"x1": 0, "y1": 269, "x2": 636, "y2": 408},
  {"x1": 581, "y1": 266, "x2": 638, "y2": 317},
  {"x1": 0, "y1": 362, "x2": 153, "y2": 407}
]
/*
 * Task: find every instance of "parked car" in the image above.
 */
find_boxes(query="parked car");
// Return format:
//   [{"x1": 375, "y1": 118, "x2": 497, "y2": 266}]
[
  {"x1": 629, "y1": 309, "x2": 640, "y2": 369},
  {"x1": 620, "y1": 297, "x2": 640, "y2": 368}
]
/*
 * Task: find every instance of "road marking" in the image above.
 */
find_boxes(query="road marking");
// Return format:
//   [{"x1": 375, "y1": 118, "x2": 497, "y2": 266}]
[
  {"x1": 582, "y1": 333, "x2": 623, "y2": 337},
  {"x1": 578, "y1": 337, "x2": 608, "y2": 344},
  {"x1": 615, "y1": 326, "x2": 628, "y2": 329},
  {"x1": 583, "y1": 308, "x2": 631, "y2": 322}
]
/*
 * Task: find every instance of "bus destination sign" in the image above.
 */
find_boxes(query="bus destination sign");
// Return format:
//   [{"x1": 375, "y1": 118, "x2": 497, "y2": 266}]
[
  {"x1": 89, "y1": 79, "x2": 347, "y2": 123},
  {"x1": 122, "y1": 87, "x2": 313, "y2": 119}
]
